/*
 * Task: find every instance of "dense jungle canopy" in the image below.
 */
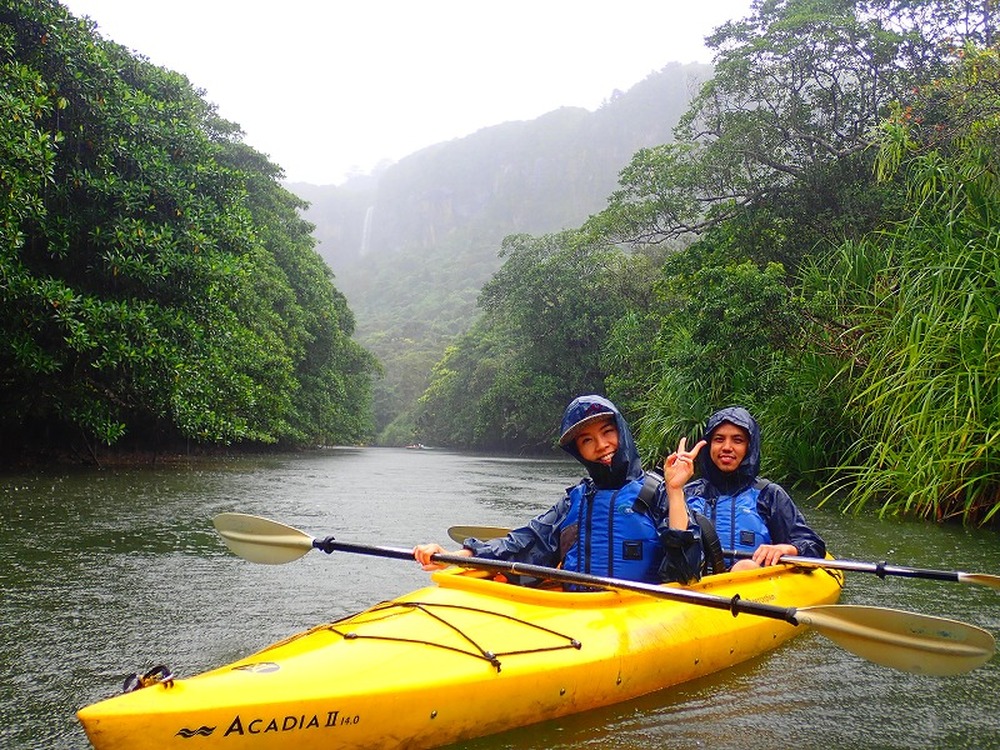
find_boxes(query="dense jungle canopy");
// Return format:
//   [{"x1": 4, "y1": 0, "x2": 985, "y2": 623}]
[{"x1": 1, "y1": 0, "x2": 377, "y2": 462}]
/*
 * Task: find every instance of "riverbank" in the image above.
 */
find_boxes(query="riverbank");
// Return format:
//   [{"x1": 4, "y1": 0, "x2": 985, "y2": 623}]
[{"x1": 0, "y1": 438, "x2": 328, "y2": 471}]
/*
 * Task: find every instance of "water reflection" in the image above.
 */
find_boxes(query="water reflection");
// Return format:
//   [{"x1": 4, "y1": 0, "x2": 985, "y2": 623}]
[{"x1": 2, "y1": 448, "x2": 998, "y2": 749}]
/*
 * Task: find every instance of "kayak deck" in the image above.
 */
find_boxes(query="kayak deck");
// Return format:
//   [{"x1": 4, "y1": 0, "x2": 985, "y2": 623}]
[{"x1": 78, "y1": 562, "x2": 844, "y2": 750}]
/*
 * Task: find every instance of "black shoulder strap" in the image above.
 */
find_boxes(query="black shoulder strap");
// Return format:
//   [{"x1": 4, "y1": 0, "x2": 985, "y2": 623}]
[
  {"x1": 695, "y1": 511, "x2": 726, "y2": 576},
  {"x1": 754, "y1": 477, "x2": 771, "y2": 491},
  {"x1": 634, "y1": 470, "x2": 662, "y2": 514}
]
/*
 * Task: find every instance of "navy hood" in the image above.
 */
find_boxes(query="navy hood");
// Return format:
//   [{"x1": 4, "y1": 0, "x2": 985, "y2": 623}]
[
  {"x1": 559, "y1": 395, "x2": 643, "y2": 489},
  {"x1": 696, "y1": 406, "x2": 761, "y2": 493}
]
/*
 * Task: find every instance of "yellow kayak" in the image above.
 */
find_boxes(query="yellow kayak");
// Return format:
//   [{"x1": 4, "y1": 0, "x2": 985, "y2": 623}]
[{"x1": 78, "y1": 562, "x2": 844, "y2": 750}]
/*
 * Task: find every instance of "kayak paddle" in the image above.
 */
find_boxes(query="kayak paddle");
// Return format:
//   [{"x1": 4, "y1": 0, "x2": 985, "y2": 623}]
[
  {"x1": 447, "y1": 525, "x2": 1000, "y2": 591},
  {"x1": 214, "y1": 513, "x2": 995, "y2": 676}
]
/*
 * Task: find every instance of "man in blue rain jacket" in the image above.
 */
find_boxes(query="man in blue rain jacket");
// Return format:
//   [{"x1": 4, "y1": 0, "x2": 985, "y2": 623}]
[{"x1": 685, "y1": 406, "x2": 825, "y2": 571}]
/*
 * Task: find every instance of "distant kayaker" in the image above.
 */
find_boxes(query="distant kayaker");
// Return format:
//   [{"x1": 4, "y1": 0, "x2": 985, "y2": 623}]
[
  {"x1": 685, "y1": 406, "x2": 826, "y2": 571},
  {"x1": 413, "y1": 394, "x2": 704, "y2": 585}
]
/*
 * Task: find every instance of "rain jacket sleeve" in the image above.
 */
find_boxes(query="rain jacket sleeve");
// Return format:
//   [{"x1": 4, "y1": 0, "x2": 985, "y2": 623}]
[
  {"x1": 460, "y1": 494, "x2": 569, "y2": 568},
  {"x1": 652, "y1": 485, "x2": 704, "y2": 584},
  {"x1": 758, "y1": 483, "x2": 826, "y2": 559}
]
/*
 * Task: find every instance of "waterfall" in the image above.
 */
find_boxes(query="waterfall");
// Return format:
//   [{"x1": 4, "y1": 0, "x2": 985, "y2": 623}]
[{"x1": 360, "y1": 205, "x2": 374, "y2": 256}]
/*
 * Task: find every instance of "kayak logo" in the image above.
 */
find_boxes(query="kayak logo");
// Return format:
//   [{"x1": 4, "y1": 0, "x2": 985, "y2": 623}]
[
  {"x1": 232, "y1": 662, "x2": 280, "y2": 673},
  {"x1": 222, "y1": 710, "x2": 361, "y2": 737},
  {"x1": 176, "y1": 726, "x2": 215, "y2": 738}
]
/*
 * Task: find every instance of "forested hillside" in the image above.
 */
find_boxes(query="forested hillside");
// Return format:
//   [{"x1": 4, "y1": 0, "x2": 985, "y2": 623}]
[
  {"x1": 0, "y1": 1, "x2": 377, "y2": 463},
  {"x1": 291, "y1": 63, "x2": 711, "y2": 440}
]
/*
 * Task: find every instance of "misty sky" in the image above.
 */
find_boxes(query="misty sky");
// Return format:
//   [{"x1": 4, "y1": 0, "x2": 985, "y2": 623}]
[{"x1": 59, "y1": 0, "x2": 754, "y2": 185}]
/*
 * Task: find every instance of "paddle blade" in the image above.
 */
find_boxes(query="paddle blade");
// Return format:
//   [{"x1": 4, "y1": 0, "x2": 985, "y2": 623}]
[
  {"x1": 213, "y1": 512, "x2": 314, "y2": 565},
  {"x1": 796, "y1": 604, "x2": 996, "y2": 676},
  {"x1": 958, "y1": 572, "x2": 1000, "y2": 590},
  {"x1": 448, "y1": 525, "x2": 512, "y2": 544}
]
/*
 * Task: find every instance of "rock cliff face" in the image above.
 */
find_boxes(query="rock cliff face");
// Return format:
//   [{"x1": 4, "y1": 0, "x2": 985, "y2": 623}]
[
  {"x1": 298, "y1": 62, "x2": 709, "y2": 276},
  {"x1": 288, "y1": 62, "x2": 712, "y2": 434}
]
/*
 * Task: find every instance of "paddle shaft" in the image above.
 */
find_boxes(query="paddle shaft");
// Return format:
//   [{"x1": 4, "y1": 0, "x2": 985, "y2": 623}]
[
  {"x1": 724, "y1": 549, "x2": 1000, "y2": 589},
  {"x1": 317, "y1": 538, "x2": 799, "y2": 625}
]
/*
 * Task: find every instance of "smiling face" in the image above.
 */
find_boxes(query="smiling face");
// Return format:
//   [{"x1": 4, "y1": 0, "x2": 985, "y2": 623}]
[
  {"x1": 709, "y1": 421, "x2": 749, "y2": 473},
  {"x1": 573, "y1": 416, "x2": 619, "y2": 465}
]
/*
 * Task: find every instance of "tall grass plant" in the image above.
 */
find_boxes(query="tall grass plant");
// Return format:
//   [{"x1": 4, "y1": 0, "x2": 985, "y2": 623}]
[{"x1": 820, "y1": 48, "x2": 1000, "y2": 524}]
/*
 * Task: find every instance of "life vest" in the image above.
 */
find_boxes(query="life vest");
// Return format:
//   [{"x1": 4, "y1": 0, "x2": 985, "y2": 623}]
[
  {"x1": 560, "y1": 479, "x2": 662, "y2": 583},
  {"x1": 687, "y1": 479, "x2": 772, "y2": 564}
]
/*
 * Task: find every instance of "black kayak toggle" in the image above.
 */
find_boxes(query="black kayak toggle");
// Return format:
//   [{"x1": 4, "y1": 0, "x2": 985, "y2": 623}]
[{"x1": 314, "y1": 536, "x2": 337, "y2": 554}]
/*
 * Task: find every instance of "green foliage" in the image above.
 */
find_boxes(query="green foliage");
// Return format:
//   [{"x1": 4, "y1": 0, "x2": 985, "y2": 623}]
[
  {"x1": 813, "y1": 45, "x2": 1000, "y2": 523},
  {"x1": 413, "y1": 3, "x2": 1000, "y2": 533},
  {"x1": 345, "y1": 231, "x2": 500, "y2": 438},
  {"x1": 0, "y1": 1, "x2": 375, "y2": 456},
  {"x1": 589, "y1": 0, "x2": 986, "y2": 254},
  {"x1": 582, "y1": 1, "x2": 1000, "y2": 514},
  {"x1": 629, "y1": 258, "x2": 809, "y2": 466},
  {"x1": 416, "y1": 231, "x2": 651, "y2": 451}
]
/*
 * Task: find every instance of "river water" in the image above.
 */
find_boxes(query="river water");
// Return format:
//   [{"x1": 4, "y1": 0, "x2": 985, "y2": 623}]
[{"x1": 2, "y1": 447, "x2": 999, "y2": 749}]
